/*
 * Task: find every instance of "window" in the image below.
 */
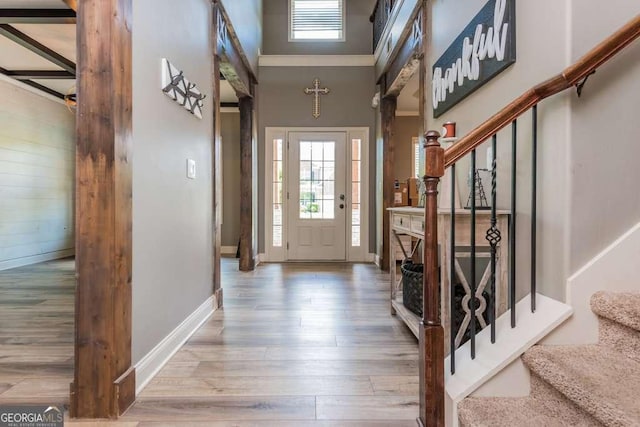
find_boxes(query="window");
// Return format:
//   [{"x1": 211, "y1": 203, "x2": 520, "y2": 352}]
[
  {"x1": 412, "y1": 137, "x2": 422, "y2": 178},
  {"x1": 298, "y1": 141, "x2": 335, "y2": 219},
  {"x1": 272, "y1": 138, "x2": 284, "y2": 247},
  {"x1": 290, "y1": 0, "x2": 345, "y2": 41},
  {"x1": 351, "y1": 138, "x2": 361, "y2": 247}
]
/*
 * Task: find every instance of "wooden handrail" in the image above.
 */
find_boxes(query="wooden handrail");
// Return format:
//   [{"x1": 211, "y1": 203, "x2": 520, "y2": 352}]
[{"x1": 445, "y1": 14, "x2": 640, "y2": 168}]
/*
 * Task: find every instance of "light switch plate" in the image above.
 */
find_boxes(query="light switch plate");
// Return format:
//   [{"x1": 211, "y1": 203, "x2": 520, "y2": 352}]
[{"x1": 187, "y1": 159, "x2": 196, "y2": 179}]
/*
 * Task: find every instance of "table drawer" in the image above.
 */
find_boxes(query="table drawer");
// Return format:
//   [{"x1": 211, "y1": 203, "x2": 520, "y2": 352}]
[
  {"x1": 393, "y1": 214, "x2": 411, "y2": 231},
  {"x1": 411, "y1": 215, "x2": 425, "y2": 234}
]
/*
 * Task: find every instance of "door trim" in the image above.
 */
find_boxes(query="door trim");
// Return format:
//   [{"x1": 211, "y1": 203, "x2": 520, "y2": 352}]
[{"x1": 264, "y1": 127, "x2": 370, "y2": 262}]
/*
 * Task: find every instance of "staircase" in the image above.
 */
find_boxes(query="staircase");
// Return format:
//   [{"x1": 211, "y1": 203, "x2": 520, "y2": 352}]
[{"x1": 458, "y1": 291, "x2": 640, "y2": 426}]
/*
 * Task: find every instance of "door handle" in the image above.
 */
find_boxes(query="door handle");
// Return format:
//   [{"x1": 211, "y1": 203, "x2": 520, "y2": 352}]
[
  {"x1": 339, "y1": 194, "x2": 345, "y2": 201},
  {"x1": 339, "y1": 204, "x2": 345, "y2": 209}
]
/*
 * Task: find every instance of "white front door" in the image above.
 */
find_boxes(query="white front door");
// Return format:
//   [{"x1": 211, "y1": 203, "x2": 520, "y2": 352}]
[{"x1": 287, "y1": 132, "x2": 347, "y2": 261}]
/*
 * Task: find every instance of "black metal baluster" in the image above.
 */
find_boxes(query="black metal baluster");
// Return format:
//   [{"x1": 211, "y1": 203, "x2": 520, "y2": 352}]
[
  {"x1": 486, "y1": 135, "x2": 500, "y2": 344},
  {"x1": 450, "y1": 163, "x2": 456, "y2": 374},
  {"x1": 531, "y1": 106, "x2": 538, "y2": 313},
  {"x1": 470, "y1": 150, "x2": 477, "y2": 359},
  {"x1": 510, "y1": 120, "x2": 517, "y2": 328}
]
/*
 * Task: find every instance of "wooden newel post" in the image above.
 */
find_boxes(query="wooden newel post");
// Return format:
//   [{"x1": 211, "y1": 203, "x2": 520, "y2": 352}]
[{"x1": 418, "y1": 130, "x2": 445, "y2": 427}]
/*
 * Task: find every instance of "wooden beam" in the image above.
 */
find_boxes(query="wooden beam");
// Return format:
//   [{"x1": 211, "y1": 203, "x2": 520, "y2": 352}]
[
  {"x1": 212, "y1": 4, "x2": 223, "y2": 305},
  {"x1": 3, "y1": 70, "x2": 75, "y2": 80},
  {"x1": 62, "y1": 0, "x2": 78, "y2": 11},
  {"x1": 21, "y1": 79, "x2": 66, "y2": 99},
  {"x1": 0, "y1": 24, "x2": 76, "y2": 74},
  {"x1": 215, "y1": 1, "x2": 253, "y2": 97},
  {"x1": 384, "y1": 8, "x2": 423, "y2": 97},
  {"x1": 71, "y1": 0, "x2": 134, "y2": 418},
  {"x1": 238, "y1": 92, "x2": 255, "y2": 271},
  {"x1": 381, "y1": 96, "x2": 397, "y2": 271},
  {"x1": 0, "y1": 67, "x2": 67, "y2": 99},
  {"x1": 0, "y1": 8, "x2": 76, "y2": 24}
]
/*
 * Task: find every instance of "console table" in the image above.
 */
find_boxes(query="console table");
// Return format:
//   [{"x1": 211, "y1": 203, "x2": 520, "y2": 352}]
[{"x1": 388, "y1": 207, "x2": 510, "y2": 347}]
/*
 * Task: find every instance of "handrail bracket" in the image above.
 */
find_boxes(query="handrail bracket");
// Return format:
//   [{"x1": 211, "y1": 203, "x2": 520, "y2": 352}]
[{"x1": 576, "y1": 70, "x2": 596, "y2": 97}]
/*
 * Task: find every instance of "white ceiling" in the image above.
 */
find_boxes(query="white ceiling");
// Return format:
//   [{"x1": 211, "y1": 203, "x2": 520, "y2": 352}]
[
  {"x1": 13, "y1": 23, "x2": 76, "y2": 61},
  {"x1": 397, "y1": 71, "x2": 420, "y2": 113},
  {"x1": 0, "y1": 1, "x2": 68, "y2": 8},
  {"x1": 220, "y1": 80, "x2": 238, "y2": 103}
]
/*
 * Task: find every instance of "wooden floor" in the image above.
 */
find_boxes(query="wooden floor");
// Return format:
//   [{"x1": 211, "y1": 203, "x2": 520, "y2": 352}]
[
  {"x1": 0, "y1": 258, "x2": 75, "y2": 405},
  {"x1": 1, "y1": 258, "x2": 420, "y2": 425}
]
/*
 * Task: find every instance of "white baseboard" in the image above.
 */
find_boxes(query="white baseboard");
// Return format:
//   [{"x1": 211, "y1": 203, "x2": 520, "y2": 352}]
[
  {"x1": 0, "y1": 249, "x2": 75, "y2": 271},
  {"x1": 221, "y1": 246, "x2": 237, "y2": 255},
  {"x1": 134, "y1": 294, "x2": 218, "y2": 395},
  {"x1": 366, "y1": 253, "x2": 377, "y2": 263},
  {"x1": 373, "y1": 253, "x2": 381, "y2": 267}
]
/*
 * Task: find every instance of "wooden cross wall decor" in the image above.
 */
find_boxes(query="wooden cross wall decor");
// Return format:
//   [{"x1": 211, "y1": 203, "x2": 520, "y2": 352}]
[{"x1": 304, "y1": 78, "x2": 330, "y2": 119}]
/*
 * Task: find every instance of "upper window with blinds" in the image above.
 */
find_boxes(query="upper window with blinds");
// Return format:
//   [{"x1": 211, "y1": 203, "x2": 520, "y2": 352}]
[{"x1": 289, "y1": 0, "x2": 345, "y2": 41}]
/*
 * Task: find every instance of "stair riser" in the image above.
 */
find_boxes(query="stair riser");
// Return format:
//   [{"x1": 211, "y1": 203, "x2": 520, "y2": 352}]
[{"x1": 599, "y1": 316, "x2": 640, "y2": 363}]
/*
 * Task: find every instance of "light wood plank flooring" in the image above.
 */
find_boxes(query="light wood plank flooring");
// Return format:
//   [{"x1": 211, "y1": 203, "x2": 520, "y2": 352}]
[
  {"x1": 3, "y1": 258, "x2": 419, "y2": 425},
  {"x1": 0, "y1": 258, "x2": 75, "y2": 405},
  {"x1": 117, "y1": 259, "x2": 419, "y2": 425}
]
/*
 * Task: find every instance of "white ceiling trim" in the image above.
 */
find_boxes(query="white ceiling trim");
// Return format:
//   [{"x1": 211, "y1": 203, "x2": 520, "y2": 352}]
[
  {"x1": 0, "y1": 72, "x2": 65, "y2": 105},
  {"x1": 259, "y1": 55, "x2": 375, "y2": 67},
  {"x1": 396, "y1": 110, "x2": 419, "y2": 116}
]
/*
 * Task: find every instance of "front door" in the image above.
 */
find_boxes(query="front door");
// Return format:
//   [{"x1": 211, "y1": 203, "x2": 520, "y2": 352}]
[{"x1": 287, "y1": 132, "x2": 347, "y2": 260}]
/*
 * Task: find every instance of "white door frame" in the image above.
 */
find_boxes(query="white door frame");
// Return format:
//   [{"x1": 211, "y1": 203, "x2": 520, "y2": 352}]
[{"x1": 264, "y1": 127, "x2": 370, "y2": 262}]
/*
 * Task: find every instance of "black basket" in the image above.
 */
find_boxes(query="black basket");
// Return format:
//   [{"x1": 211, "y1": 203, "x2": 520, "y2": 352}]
[{"x1": 401, "y1": 261, "x2": 423, "y2": 317}]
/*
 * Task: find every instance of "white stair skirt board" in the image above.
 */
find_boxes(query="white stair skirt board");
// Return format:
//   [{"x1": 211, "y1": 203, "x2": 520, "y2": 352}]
[
  {"x1": 134, "y1": 294, "x2": 218, "y2": 395},
  {"x1": 0, "y1": 249, "x2": 75, "y2": 271},
  {"x1": 545, "y1": 221, "x2": 640, "y2": 347},
  {"x1": 446, "y1": 294, "x2": 572, "y2": 426}
]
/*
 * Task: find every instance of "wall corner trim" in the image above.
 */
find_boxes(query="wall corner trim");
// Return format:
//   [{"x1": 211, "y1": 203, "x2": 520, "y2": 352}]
[
  {"x1": 259, "y1": 55, "x2": 375, "y2": 67},
  {"x1": 134, "y1": 294, "x2": 218, "y2": 395}
]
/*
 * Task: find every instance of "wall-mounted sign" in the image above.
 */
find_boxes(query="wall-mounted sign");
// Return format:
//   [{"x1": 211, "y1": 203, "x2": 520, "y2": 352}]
[
  {"x1": 161, "y1": 58, "x2": 206, "y2": 119},
  {"x1": 432, "y1": 0, "x2": 516, "y2": 118}
]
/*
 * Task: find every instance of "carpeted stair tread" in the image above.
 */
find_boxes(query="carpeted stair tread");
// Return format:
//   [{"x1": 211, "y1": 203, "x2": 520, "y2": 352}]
[
  {"x1": 591, "y1": 291, "x2": 640, "y2": 332},
  {"x1": 458, "y1": 396, "x2": 598, "y2": 427},
  {"x1": 522, "y1": 344, "x2": 640, "y2": 426}
]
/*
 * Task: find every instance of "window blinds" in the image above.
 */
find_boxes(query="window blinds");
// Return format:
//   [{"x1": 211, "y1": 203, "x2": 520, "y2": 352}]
[{"x1": 290, "y1": 0, "x2": 344, "y2": 40}]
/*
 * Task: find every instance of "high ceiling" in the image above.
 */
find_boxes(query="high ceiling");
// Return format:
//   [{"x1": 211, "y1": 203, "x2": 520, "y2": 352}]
[
  {"x1": 0, "y1": 1, "x2": 238, "y2": 104},
  {"x1": 0, "y1": 1, "x2": 76, "y2": 98},
  {"x1": 397, "y1": 71, "x2": 419, "y2": 114}
]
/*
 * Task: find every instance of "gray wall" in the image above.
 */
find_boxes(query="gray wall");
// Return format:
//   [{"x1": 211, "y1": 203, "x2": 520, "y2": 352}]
[
  {"x1": 428, "y1": 0, "x2": 571, "y2": 300},
  {"x1": 221, "y1": 112, "x2": 241, "y2": 247},
  {"x1": 257, "y1": 66, "x2": 377, "y2": 253},
  {"x1": 263, "y1": 0, "x2": 376, "y2": 55},
  {"x1": 569, "y1": 1, "x2": 640, "y2": 271},
  {"x1": 393, "y1": 115, "x2": 421, "y2": 181},
  {"x1": 0, "y1": 80, "x2": 75, "y2": 269},
  {"x1": 427, "y1": 0, "x2": 640, "y2": 301},
  {"x1": 220, "y1": 0, "x2": 262, "y2": 75},
  {"x1": 132, "y1": 0, "x2": 214, "y2": 364}
]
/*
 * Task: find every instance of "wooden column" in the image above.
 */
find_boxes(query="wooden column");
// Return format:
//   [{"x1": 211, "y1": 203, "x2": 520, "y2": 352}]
[
  {"x1": 72, "y1": 0, "x2": 135, "y2": 418},
  {"x1": 381, "y1": 95, "x2": 397, "y2": 271},
  {"x1": 212, "y1": 4, "x2": 223, "y2": 305},
  {"x1": 418, "y1": 131, "x2": 445, "y2": 427},
  {"x1": 239, "y1": 91, "x2": 255, "y2": 271}
]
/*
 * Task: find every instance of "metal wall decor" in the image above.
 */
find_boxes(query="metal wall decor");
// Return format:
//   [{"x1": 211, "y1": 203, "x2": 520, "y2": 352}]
[
  {"x1": 432, "y1": 0, "x2": 516, "y2": 117},
  {"x1": 161, "y1": 58, "x2": 206, "y2": 119},
  {"x1": 304, "y1": 78, "x2": 330, "y2": 119}
]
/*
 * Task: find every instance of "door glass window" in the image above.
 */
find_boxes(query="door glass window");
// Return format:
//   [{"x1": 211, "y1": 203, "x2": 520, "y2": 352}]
[
  {"x1": 299, "y1": 141, "x2": 335, "y2": 219},
  {"x1": 351, "y1": 138, "x2": 361, "y2": 246},
  {"x1": 272, "y1": 138, "x2": 284, "y2": 247}
]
